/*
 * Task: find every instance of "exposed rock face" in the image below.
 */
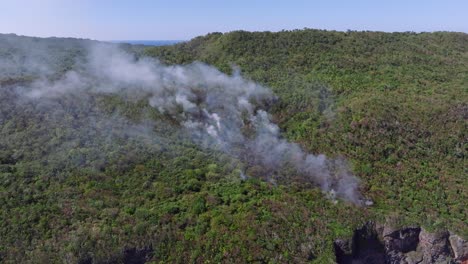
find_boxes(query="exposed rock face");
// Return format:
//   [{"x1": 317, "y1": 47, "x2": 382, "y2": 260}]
[
  {"x1": 384, "y1": 226, "x2": 421, "y2": 263},
  {"x1": 449, "y1": 234, "x2": 468, "y2": 262},
  {"x1": 384, "y1": 227, "x2": 420, "y2": 253},
  {"x1": 334, "y1": 222, "x2": 467, "y2": 264},
  {"x1": 418, "y1": 228, "x2": 452, "y2": 263}
]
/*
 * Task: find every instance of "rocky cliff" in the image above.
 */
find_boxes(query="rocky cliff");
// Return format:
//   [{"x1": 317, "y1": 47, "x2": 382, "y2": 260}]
[{"x1": 335, "y1": 222, "x2": 467, "y2": 264}]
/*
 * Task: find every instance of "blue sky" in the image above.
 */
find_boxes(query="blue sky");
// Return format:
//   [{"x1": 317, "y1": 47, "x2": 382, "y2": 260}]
[{"x1": 1, "y1": 0, "x2": 466, "y2": 40}]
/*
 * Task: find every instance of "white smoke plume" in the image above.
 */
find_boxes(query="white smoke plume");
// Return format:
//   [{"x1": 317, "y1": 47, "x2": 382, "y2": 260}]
[{"x1": 3, "y1": 40, "x2": 361, "y2": 203}]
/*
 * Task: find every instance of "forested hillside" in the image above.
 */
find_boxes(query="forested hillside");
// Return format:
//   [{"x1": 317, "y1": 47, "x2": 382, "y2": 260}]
[
  {"x1": 145, "y1": 29, "x2": 468, "y2": 233},
  {"x1": 0, "y1": 30, "x2": 466, "y2": 263}
]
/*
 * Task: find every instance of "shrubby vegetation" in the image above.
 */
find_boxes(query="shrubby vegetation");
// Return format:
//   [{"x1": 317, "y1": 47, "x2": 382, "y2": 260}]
[
  {"x1": 145, "y1": 28, "x2": 467, "y2": 232},
  {"x1": 0, "y1": 30, "x2": 466, "y2": 263}
]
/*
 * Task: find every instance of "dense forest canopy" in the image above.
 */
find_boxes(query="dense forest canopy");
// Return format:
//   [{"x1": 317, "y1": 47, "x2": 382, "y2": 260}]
[
  {"x1": 145, "y1": 29, "x2": 467, "y2": 230},
  {"x1": 0, "y1": 30, "x2": 466, "y2": 263}
]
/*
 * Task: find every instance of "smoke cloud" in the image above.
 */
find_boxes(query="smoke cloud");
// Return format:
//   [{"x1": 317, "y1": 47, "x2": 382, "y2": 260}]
[{"x1": 1, "y1": 39, "x2": 361, "y2": 203}]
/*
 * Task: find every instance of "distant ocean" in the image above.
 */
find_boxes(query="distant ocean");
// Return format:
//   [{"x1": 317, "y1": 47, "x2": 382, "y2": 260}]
[{"x1": 110, "y1": 40, "x2": 185, "y2": 46}]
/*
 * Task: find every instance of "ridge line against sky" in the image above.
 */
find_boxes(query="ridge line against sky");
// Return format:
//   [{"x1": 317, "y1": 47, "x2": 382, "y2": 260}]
[{"x1": 1, "y1": 0, "x2": 467, "y2": 40}]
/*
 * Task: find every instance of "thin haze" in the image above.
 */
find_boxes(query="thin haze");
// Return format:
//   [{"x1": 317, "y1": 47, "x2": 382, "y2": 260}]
[
  {"x1": 0, "y1": 0, "x2": 467, "y2": 40},
  {"x1": 0, "y1": 36, "x2": 362, "y2": 203}
]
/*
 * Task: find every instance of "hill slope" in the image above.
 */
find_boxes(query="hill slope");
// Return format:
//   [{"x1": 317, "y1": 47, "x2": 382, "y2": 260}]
[
  {"x1": 145, "y1": 29, "x2": 468, "y2": 232},
  {"x1": 0, "y1": 30, "x2": 466, "y2": 263}
]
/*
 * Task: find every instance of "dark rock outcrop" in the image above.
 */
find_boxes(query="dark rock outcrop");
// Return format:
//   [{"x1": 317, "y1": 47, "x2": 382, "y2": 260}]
[
  {"x1": 353, "y1": 222, "x2": 386, "y2": 263},
  {"x1": 384, "y1": 225, "x2": 421, "y2": 263},
  {"x1": 121, "y1": 247, "x2": 153, "y2": 264},
  {"x1": 334, "y1": 238, "x2": 354, "y2": 263},
  {"x1": 335, "y1": 222, "x2": 467, "y2": 264},
  {"x1": 334, "y1": 222, "x2": 385, "y2": 264},
  {"x1": 77, "y1": 246, "x2": 153, "y2": 264},
  {"x1": 384, "y1": 226, "x2": 420, "y2": 253}
]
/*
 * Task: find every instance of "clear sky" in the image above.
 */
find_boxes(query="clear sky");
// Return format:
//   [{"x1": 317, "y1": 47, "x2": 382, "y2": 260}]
[{"x1": 1, "y1": 0, "x2": 467, "y2": 40}]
